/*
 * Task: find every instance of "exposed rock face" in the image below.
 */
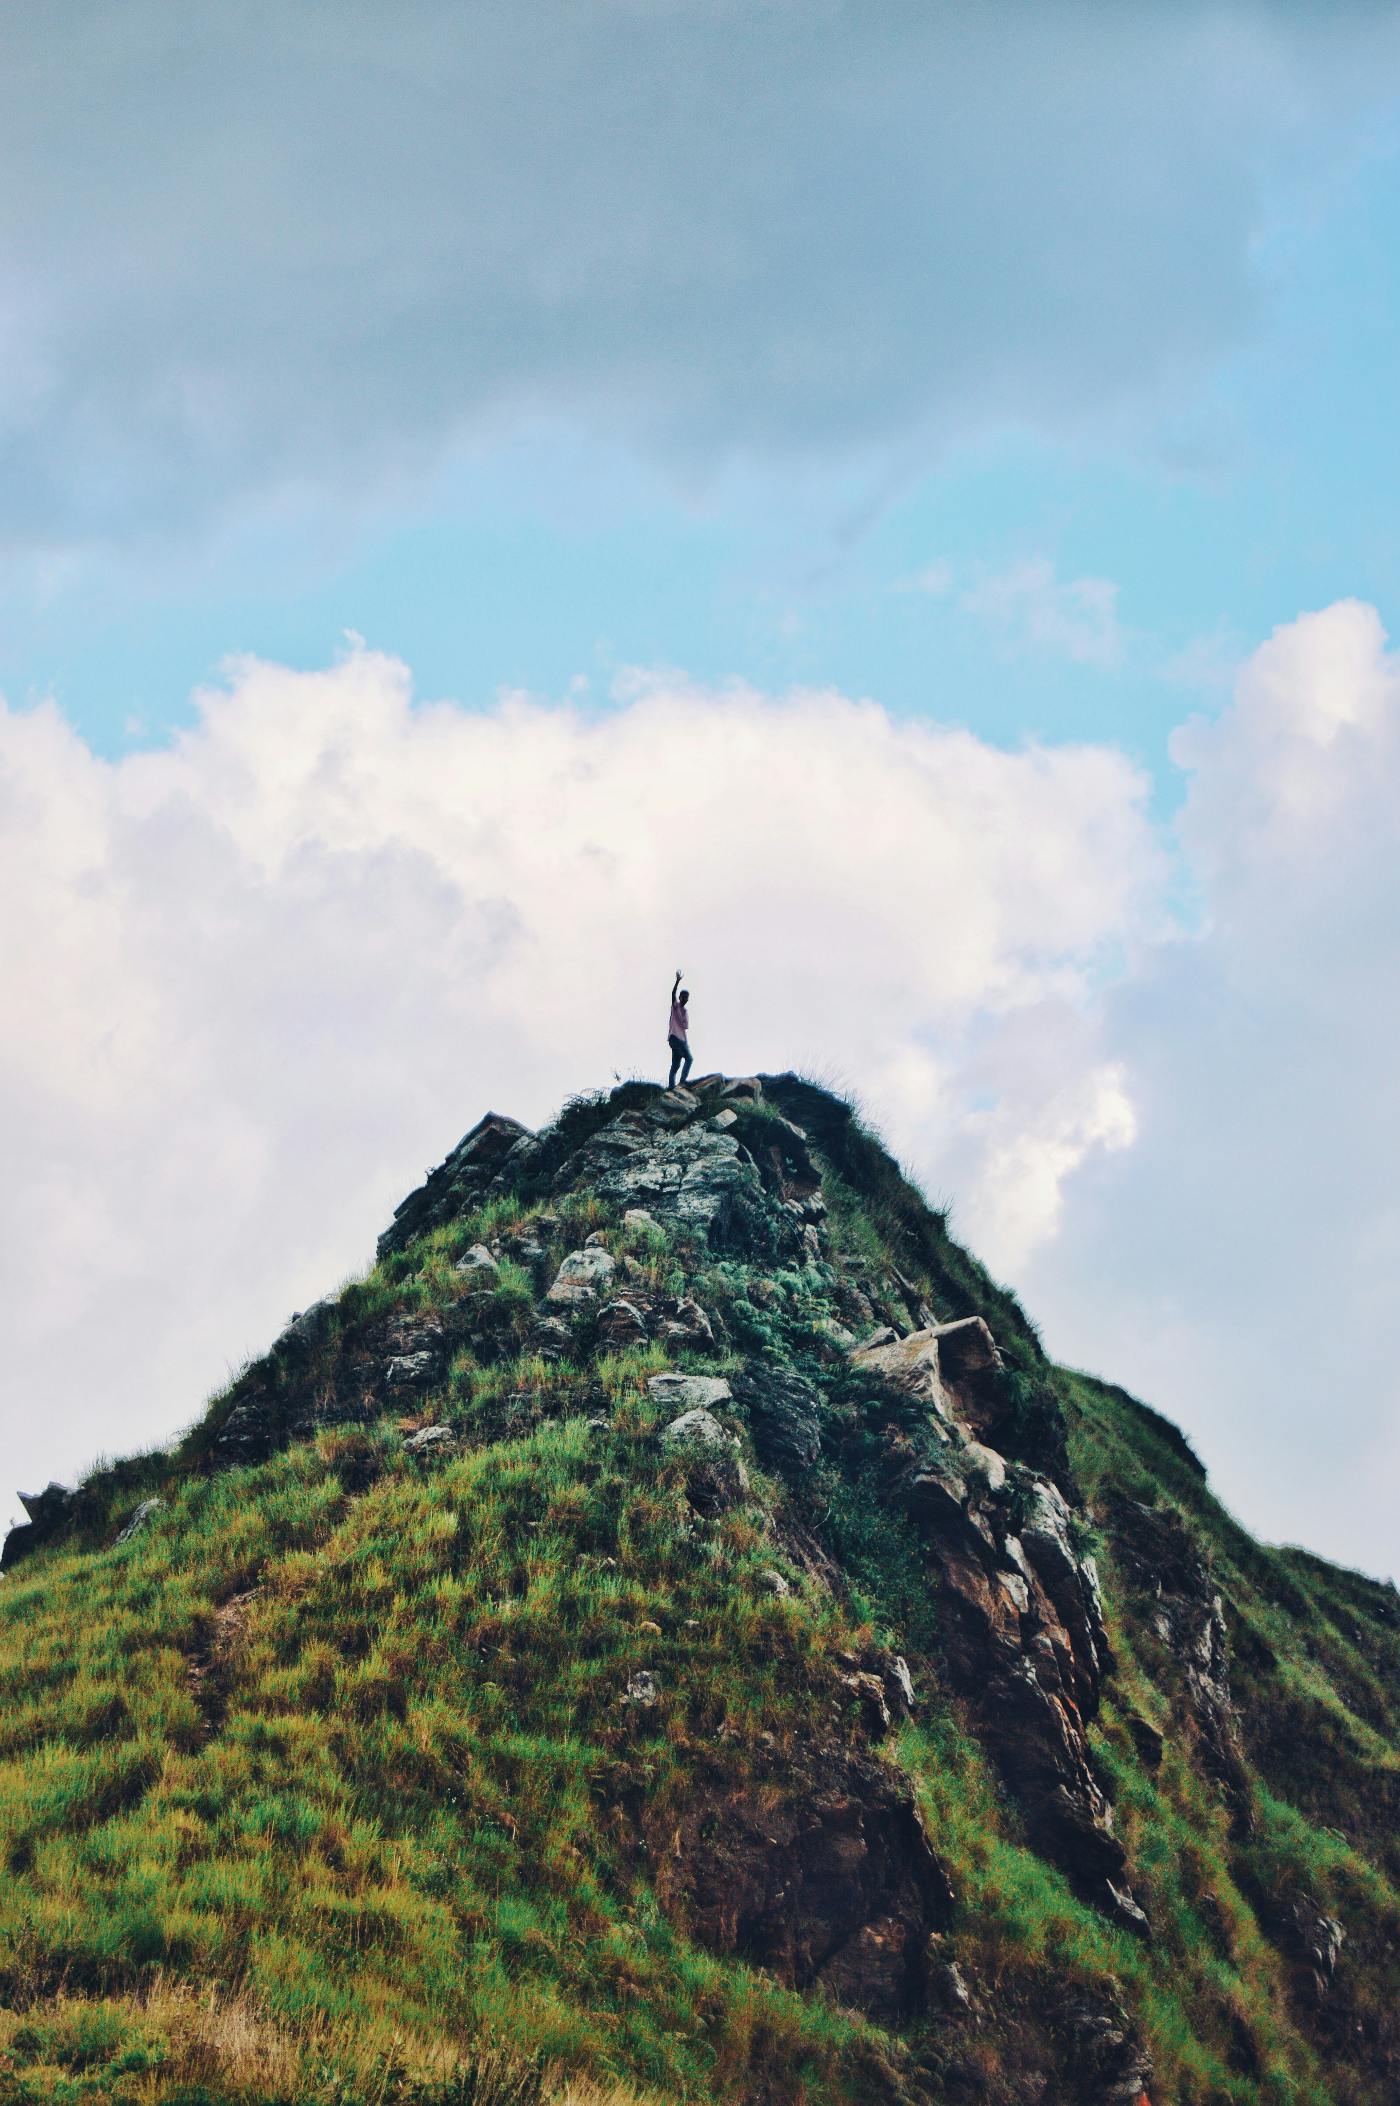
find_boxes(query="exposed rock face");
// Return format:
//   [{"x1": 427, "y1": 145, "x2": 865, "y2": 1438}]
[
  {"x1": 562, "y1": 1114, "x2": 792, "y2": 1254},
  {"x1": 849, "y1": 1315, "x2": 1009, "y2": 1439},
  {"x1": 648, "y1": 1373, "x2": 732, "y2": 1414},
  {"x1": 1060, "y1": 1987, "x2": 1155, "y2": 2105},
  {"x1": 1273, "y1": 1894, "x2": 1346, "y2": 2002},
  {"x1": 731, "y1": 1364, "x2": 822, "y2": 1476},
  {"x1": 1107, "y1": 1497, "x2": 1251, "y2": 1825},
  {"x1": 649, "y1": 1745, "x2": 955, "y2": 2024},
  {"x1": 114, "y1": 1497, "x2": 163, "y2": 1544},
  {"x1": 377, "y1": 1112, "x2": 533, "y2": 1259},
  {"x1": 1, "y1": 1482, "x2": 77, "y2": 1571},
  {"x1": 853, "y1": 1335, "x2": 1145, "y2": 1932}
]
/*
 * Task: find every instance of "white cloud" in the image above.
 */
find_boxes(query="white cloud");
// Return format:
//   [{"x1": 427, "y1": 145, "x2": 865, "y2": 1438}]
[
  {"x1": 4, "y1": 604, "x2": 1399, "y2": 1580},
  {"x1": 0, "y1": 653, "x2": 1158, "y2": 1532},
  {"x1": 1020, "y1": 599, "x2": 1400, "y2": 1577},
  {"x1": 959, "y1": 558, "x2": 1127, "y2": 669}
]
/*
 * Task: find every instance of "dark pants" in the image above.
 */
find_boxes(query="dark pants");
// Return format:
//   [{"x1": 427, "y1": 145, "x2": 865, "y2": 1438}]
[{"x1": 668, "y1": 1034, "x2": 693, "y2": 1087}]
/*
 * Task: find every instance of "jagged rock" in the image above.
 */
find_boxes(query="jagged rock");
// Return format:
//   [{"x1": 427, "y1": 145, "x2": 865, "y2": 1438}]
[
  {"x1": 756, "y1": 1567, "x2": 791, "y2": 1597},
  {"x1": 645, "y1": 1086, "x2": 700, "y2": 1128},
  {"x1": 849, "y1": 1317, "x2": 1013, "y2": 1441},
  {"x1": 1259, "y1": 1890, "x2": 1346, "y2": 2001},
  {"x1": 403, "y1": 1424, "x2": 455, "y2": 1456},
  {"x1": 115, "y1": 1497, "x2": 163, "y2": 1545},
  {"x1": 849, "y1": 1327, "x2": 947, "y2": 1411},
  {"x1": 1, "y1": 1482, "x2": 78, "y2": 1571},
  {"x1": 547, "y1": 1246, "x2": 617, "y2": 1303},
  {"x1": 872, "y1": 1347, "x2": 1143, "y2": 1927},
  {"x1": 709, "y1": 1107, "x2": 738, "y2": 1131},
  {"x1": 660, "y1": 1406, "x2": 748, "y2": 1515},
  {"x1": 659, "y1": 1295, "x2": 715, "y2": 1350},
  {"x1": 647, "y1": 1373, "x2": 732, "y2": 1414},
  {"x1": 1061, "y1": 1987, "x2": 1154, "y2": 2104},
  {"x1": 276, "y1": 1298, "x2": 339, "y2": 1355},
  {"x1": 595, "y1": 1298, "x2": 650, "y2": 1349},
  {"x1": 648, "y1": 1744, "x2": 953, "y2": 2024},
  {"x1": 928, "y1": 1953, "x2": 973, "y2": 2013},
  {"x1": 660, "y1": 1406, "x2": 733, "y2": 1450},
  {"x1": 720, "y1": 1076, "x2": 763, "y2": 1100},
  {"x1": 622, "y1": 1207, "x2": 659, "y2": 1232},
  {"x1": 528, "y1": 1314, "x2": 574, "y2": 1359},
  {"x1": 839, "y1": 1668, "x2": 893, "y2": 1736},
  {"x1": 454, "y1": 1244, "x2": 498, "y2": 1277},
  {"x1": 885, "y1": 1654, "x2": 917, "y2": 1715},
  {"x1": 384, "y1": 1350, "x2": 439, "y2": 1389},
  {"x1": 624, "y1": 1669, "x2": 660, "y2": 1707},
  {"x1": 573, "y1": 1116, "x2": 783, "y2": 1253},
  {"x1": 731, "y1": 1365, "x2": 821, "y2": 1475},
  {"x1": 1108, "y1": 1498, "x2": 1251, "y2": 1825},
  {"x1": 486, "y1": 1130, "x2": 546, "y2": 1199},
  {"x1": 378, "y1": 1112, "x2": 533, "y2": 1258}
]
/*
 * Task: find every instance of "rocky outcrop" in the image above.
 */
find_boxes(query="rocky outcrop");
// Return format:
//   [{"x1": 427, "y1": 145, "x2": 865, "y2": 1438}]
[
  {"x1": 648, "y1": 1745, "x2": 955, "y2": 2024},
  {"x1": 850, "y1": 1316, "x2": 1011, "y2": 1443},
  {"x1": 1107, "y1": 1497, "x2": 1251, "y2": 1825},
  {"x1": 559, "y1": 1103, "x2": 800, "y2": 1257},
  {"x1": 546, "y1": 1247, "x2": 616, "y2": 1304},
  {"x1": 851, "y1": 1330, "x2": 1145, "y2": 1933},
  {"x1": 731, "y1": 1364, "x2": 822, "y2": 1475},
  {"x1": 377, "y1": 1112, "x2": 533, "y2": 1259},
  {"x1": 1, "y1": 1482, "x2": 78, "y2": 1571}
]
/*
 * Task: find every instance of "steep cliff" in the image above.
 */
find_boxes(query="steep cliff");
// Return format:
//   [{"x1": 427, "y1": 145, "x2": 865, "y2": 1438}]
[{"x1": 2, "y1": 1075, "x2": 1396, "y2": 2106}]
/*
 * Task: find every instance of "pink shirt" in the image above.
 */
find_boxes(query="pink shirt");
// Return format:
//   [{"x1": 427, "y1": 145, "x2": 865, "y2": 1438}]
[{"x1": 669, "y1": 1000, "x2": 689, "y2": 1040}]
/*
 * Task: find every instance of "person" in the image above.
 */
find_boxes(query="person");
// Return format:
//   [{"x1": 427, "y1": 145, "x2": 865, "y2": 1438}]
[{"x1": 667, "y1": 968, "x2": 693, "y2": 1087}]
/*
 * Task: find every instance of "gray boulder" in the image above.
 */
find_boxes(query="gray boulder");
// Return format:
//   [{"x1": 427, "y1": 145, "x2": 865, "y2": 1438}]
[
  {"x1": 454, "y1": 1244, "x2": 499, "y2": 1278},
  {"x1": 546, "y1": 1247, "x2": 616, "y2": 1304},
  {"x1": 404, "y1": 1424, "x2": 455, "y2": 1456},
  {"x1": 660, "y1": 1296, "x2": 715, "y2": 1351},
  {"x1": 596, "y1": 1299, "x2": 650, "y2": 1349},
  {"x1": 648, "y1": 1373, "x2": 732, "y2": 1414}
]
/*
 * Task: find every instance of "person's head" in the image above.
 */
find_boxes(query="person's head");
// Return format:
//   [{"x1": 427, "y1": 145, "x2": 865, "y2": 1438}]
[{"x1": 679, "y1": 989, "x2": 689, "y2": 1005}]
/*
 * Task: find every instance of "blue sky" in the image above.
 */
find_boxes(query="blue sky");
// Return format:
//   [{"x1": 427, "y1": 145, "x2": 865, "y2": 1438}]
[
  {"x1": 4, "y1": 2, "x2": 1400, "y2": 1574},
  {"x1": 6, "y1": 4, "x2": 1400, "y2": 783}
]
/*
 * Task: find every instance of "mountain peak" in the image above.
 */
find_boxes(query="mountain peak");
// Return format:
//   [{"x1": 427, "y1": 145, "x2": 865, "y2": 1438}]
[{"x1": 1, "y1": 1073, "x2": 1397, "y2": 2104}]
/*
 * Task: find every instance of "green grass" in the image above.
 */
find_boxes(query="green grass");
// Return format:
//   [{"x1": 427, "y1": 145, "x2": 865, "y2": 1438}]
[{"x1": 2, "y1": 1078, "x2": 1397, "y2": 2103}]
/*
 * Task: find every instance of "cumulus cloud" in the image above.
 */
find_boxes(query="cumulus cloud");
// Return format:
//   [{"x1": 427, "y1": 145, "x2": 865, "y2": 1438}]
[
  {"x1": 4, "y1": 603, "x2": 1398, "y2": 1579},
  {"x1": 1020, "y1": 600, "x2": 1400, "y2": 1577},
  {"x1": 0, "y1": 651, "x2": 1158, "y2": 1527},
  {"x1": 2, "y1": 2, "x2": 1399, "y2": 540}
]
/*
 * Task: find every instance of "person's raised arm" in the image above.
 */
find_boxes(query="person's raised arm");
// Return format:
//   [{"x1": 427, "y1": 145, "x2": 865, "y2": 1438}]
[{"x1": 672, "y1": 969, "x2": 682, "y2": 1004}]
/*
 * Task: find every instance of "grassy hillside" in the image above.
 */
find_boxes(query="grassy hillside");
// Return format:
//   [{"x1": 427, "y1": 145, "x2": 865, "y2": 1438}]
[{"x1": 1, "y1": 1076, "x2": 1395, "y2": 2106}]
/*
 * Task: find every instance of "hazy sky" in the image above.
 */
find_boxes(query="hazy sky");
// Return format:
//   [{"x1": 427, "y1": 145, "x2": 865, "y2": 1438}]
[{"x1": 3, "y1": 1, "x2": 1398, "y2": 1578}]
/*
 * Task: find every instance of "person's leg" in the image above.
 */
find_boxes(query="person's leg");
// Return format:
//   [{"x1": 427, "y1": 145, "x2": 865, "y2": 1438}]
[
  {"x1": 680, "y1": 1043, "x2": 693, "y2": 1084},
  {"x1": 668, "y1": 1036, "x2": 681, "y2": 1088}
]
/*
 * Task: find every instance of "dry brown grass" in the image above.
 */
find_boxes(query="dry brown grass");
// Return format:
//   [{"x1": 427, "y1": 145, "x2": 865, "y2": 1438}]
[{"x1": 0, "y1": 1980, "x2": 662, "y2": 2105}]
